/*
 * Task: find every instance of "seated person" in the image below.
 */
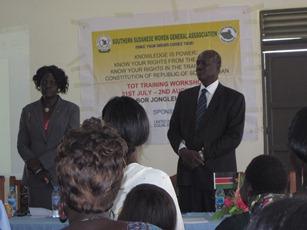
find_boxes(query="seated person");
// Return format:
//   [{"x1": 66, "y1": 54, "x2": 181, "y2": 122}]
[
  {"x1": 56, "y1": 117, "x2": 161, "y2": 230},
  {"x1": 215, "y1": 155, "x2": 288, "y2": 230},
  {"x1": 288, "y1": 107, "x2": 307, "y2": 163},
  {"x1": 247, "y1": 197, "x2": 307, "y2": 230},
  {"x1": 288, "y1": 107, "x2": 307, "y2": 195},
  {"x1": 289, "y1": 151, "x2": 307, "y2": 195},
  {"x1": 102, "y1": 96, "x2": 184, "y2": 230},
  {"x1": 0, "y1": 200, "x2": 11, "y2": 230},
  {"x1": 118, "y1": 184, "x2": 177, "y2": 230}
]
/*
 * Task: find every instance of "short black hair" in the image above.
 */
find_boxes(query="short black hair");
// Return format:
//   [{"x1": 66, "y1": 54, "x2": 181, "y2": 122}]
[
  {"x1": 245, "y1": 155, "x2": 287, "y2": 194},
  {"x1": 33, "y1": 65, "x2": 69, "y2": 93},
  {"x1": 199, "y1": 50, "x2": 222, "y2": 71},
  {"x1": 118, "y1": 184, "x2": 177, "y2": 230},
  {"x1": 247, "y1": 197, "x2": 307, "y2": 230},
  {"x1": 288, "y1": 107, "x2": 307, "y2": 163},
  {"x1": 102, "y1": 96, "x2": 149, "y2": 156}
]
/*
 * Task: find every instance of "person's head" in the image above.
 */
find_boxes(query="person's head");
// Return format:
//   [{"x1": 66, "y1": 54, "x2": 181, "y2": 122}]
[
  {"x1": 56, "y1": 117, "x2": 127, "y2": 215},
  {"x1": 196, "y1": 50, "x2": 221, "y2": 87},
  {"x1": 102, "y1": 96, "x2": 149, "y2": 158},
  {"x1": 33, "y1": 65, "x2": 69, "y2": 95},
  {"x1": 240, "y1": 155, "x2": 288, "y2": 206},
  {"x1": 247, "y1": 197, "x2": 307, "y2": 230},
  {"x1": 118, "y1": 183, "x2": 177, "y2": 230},
  {"x1": 288, "y1": 107, "x2": 307, "y2": 163}
]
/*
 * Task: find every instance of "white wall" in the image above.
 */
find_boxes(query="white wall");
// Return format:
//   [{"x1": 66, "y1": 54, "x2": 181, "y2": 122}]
[{"x1": 1, "y1": 1, "x2": 306, "y2": 184}]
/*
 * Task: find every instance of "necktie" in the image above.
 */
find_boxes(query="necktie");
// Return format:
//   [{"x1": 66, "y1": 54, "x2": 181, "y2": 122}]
[{"x1": 195, "y1": 89, "x2": 207, "y2": 130}]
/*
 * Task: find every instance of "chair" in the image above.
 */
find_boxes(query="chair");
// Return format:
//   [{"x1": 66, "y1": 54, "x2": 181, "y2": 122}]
[
  {"x1": 289, "y1": 170, "x2": 297, "y2": 194},
  {"x1": 170, "y1": 174, "x2": 178, "y2": 196},
  {"x1": 9, "y1": 176, "x2": 25, "y2": 213},
  {"x1": 0, "y1": 176, "x2": 5, "y2": 202}
]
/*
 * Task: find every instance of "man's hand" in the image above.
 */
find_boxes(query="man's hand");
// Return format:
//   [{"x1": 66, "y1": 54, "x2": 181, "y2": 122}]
[
  {"x1": 179, "y1": 148, "x2": 204, "y2": 169},
  {"x1": 25, "y1": 158, "x2": 42, "y2": 172}
]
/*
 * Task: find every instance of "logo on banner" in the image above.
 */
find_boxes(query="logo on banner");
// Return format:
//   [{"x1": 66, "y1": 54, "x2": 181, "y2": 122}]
[
  {"x1": 219, "y1": 26, "x2": 237, "y2": 43},
  {"x1": 96, "y1": 35, "x2": 112, "y2": 52}
]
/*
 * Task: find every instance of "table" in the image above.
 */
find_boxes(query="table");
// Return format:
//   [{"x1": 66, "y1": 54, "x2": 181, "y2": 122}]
[
  {"x1": 10, "y1": 212, "x2": 223, "y2": 230},
  {"x1": 10, "y1": 216, "x2": 68, "y2": 230},
  {"x1": 183, "y1": 212, "x2": 223, "y2": 230}
]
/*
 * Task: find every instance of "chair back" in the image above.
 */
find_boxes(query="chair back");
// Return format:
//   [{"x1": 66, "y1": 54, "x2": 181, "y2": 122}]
[
  {"x1": 170, "y1": 174, "x2": 178, "y2": 197},
  {"x1": 0, "y1": 176, "x2": 5, "y2": 202},
  {"x1": 289, "y1": 170, "x2": 297, "y2": 194},
  {"x1": 9, "y1": 176, "x2": 22, "y2": 212}
]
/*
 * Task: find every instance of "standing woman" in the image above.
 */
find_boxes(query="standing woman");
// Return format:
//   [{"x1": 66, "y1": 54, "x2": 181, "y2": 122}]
[{"x1": 17, "y1": 65, "x2": 80, "y2": 209}]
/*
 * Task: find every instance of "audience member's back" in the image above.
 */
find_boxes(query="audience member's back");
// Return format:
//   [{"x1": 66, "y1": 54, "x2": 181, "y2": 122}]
[
  {"x1": 216, "y1": 155, "x2": 288, "y2": 230},
  {"x1": 102, "y1": 96, "x2": 184, "y2": 230},
  {"x1": 288, "y1": 107, "x2": 307, "y2": 163},
  {"x1": 56, "y1": 117, "x2": 161, "y2": 230},
  {"x1": 247, "y1": 197, "x2": 307, "y2": 230},
  {"x1": 288, "y1": 107, "x2": 307, "y2": 195}
]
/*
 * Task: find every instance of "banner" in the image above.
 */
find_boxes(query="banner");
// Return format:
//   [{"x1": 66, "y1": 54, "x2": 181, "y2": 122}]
[{"x1": 79, "y1": 7, "x2": 257, "y2": 144}]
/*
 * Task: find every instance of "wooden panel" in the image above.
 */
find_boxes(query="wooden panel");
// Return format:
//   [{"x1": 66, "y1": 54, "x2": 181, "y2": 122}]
[{"x1": 0, "y1": 176, "x2": 5, "y2": 202}]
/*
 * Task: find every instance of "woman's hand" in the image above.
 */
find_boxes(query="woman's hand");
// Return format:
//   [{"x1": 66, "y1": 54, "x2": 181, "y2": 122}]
[
  {"x1": 37, "y1": 169, "x2": 52, "y2": 184},
  {"x1": 25, "y1": 158, "x2": 42, "y2": 172}
]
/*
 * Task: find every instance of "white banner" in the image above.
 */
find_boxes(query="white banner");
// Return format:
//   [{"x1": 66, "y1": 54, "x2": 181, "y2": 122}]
[{"x1": 78, "y1": 6, "x2": 257, "y2": 144}]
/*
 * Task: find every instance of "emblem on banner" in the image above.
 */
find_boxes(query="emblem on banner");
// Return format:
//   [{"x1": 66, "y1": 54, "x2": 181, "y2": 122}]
[
  {"x1": 96, "y1": 34, "x2": 112, "y2": 52},
  {"x1": 219, "y1": 26, "x2": 237, "y2": 43}
]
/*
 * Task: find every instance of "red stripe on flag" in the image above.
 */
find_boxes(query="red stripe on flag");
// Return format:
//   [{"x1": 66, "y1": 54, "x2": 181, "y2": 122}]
[{"x1": 215, "y1": 177, "x2": 233, "y2": 184}]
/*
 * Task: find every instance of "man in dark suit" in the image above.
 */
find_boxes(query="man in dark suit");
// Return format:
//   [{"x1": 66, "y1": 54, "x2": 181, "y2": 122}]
[{"x1": 167, "y1": 50, "x2": 245, "y2": 212}]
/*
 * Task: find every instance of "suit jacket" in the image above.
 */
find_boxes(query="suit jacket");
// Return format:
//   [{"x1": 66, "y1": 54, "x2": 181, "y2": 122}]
[
  {"x1": 167, "y1": 83, "x2": 245, "y2": 190},
  {"x1": 17, "y1": 96, "x2": 80, "y2": 187}
]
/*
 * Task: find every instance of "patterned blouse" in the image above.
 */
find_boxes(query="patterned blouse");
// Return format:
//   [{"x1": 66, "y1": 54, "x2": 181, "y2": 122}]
[
  {"x1": 249, "y1": 193, "x2": 285, "y2": 217},
  {"x1": 127, "y1": 222, "x2": 162, "y2": 230}
]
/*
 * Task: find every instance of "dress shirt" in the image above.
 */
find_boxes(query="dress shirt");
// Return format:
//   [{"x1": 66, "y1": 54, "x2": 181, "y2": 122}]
[{"x1": 179, "y1": 80, "x2": 219, "y2": 152}]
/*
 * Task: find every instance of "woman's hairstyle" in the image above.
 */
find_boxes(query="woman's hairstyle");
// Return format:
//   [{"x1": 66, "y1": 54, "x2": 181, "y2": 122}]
[
  {"x1": 56, "y1": 117, "x2": 127, "y2": 213},
  {"x1": 118, "y1": 184, "x2": 177, "y2": 230},
  {"x1": 33, "y1": 65, "x2": 69, "y2": 93},
  {"x1": 247, "y1": 197, "x2": 307, "y2": 230},
  {"x1": 102, "y1": 96, "x2": 149, "y2": 156},
  {"x1": 245, "y1": 155, "x2": 287, "y2": 194},
  {"x1": 288, "y1": 107, "x2": 307, "y2": 163}
]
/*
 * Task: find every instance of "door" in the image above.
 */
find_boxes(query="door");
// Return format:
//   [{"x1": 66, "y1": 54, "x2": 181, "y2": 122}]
[{"x1": 264, "y1": 50, "x2": 307, "y2": 169}]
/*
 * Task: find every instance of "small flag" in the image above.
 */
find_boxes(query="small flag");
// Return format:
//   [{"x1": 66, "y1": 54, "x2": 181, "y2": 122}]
[{"x1": 214, "y1": 172, "x2": 238, "y2": 190}]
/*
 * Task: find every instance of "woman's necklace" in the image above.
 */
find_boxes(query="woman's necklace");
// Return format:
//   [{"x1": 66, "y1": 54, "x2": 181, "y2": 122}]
[
  {"x1": 44, "y1": 103, "x2": 55, "y2": 113},
  {"x1": 44, "y1": 107, "x2": 50, "y2": 113},
  {"x1": 42, "y1": 97, "x2": 58, "y2": 113},
  {"x1": 69, "y1": 215, "x2": 106, "y2": 225}
]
